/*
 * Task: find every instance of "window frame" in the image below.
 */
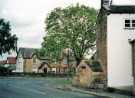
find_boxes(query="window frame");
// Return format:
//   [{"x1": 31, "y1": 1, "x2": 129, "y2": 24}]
[{"x1": 124, "y1": 19, "x2": 135, "y2": 30}]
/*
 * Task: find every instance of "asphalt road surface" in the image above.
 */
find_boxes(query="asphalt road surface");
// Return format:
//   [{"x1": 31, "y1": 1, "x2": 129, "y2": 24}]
[{"x1": 0, "y1": 77, "x2": 105, "y2": 98}]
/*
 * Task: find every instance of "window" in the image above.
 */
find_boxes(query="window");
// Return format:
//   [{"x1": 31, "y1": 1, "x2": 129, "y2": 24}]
[
  {"x1": 125, "y1": 19, "x2": 135, "y2": 29},
  {"x1": 132, "y1": 20, "x2": 135, "y2": 27},
  {"x1": 125, "y1": 20, "x2": 130, "y2": 28}
]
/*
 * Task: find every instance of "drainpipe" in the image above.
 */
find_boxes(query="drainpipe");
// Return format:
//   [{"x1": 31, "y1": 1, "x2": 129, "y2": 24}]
[{"x1": 129, "y1": 40, "x2": 135, "y2": 95}]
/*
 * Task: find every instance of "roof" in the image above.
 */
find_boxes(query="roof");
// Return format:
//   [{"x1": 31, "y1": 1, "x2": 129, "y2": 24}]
[
  {"x1": 38, "y1": 62, "x2": 49, "y2": 69},
  {"x1": 109, "y1": 5, "x2": 135, "y2": 13},
  {"x1": 7, "y1": 57, "x2": 16, "y2": 64},
  {"x1": 18, "y1": 47, "x2": 36, "y2": 59},
  {"x1": 0, "y1": 57, "x2": 16, "y2": 65},
  {"x1": 39, "y1": 58, "x2": 51, "y2": 61},
  {"x1": 102, "y1": 4, "x2": 135, "y2": 14}
]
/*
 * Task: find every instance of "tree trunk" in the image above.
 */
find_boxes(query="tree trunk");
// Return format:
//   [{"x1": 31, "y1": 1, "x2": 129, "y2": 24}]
[{"x1": 76, "y1": 58, "x2": 82, "y2": 66}]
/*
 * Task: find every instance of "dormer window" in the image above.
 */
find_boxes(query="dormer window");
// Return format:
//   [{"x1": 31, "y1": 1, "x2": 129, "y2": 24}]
[{"x1": 125, "y1": 19, "x2": 135, "y2": 29}]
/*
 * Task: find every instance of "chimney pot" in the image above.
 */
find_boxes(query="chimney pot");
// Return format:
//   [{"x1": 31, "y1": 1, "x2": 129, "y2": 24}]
[{"x1": 101, "y1": 0, "x2": 110, "y2": 7}]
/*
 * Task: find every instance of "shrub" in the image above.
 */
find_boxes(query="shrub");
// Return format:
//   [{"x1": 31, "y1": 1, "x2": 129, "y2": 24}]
[
  {"x1": 107, "y1": 87, "x2": 115, "y2": 92},
  {"x1": 91, "y1": 61, "x2": 103, "y2": 72}
]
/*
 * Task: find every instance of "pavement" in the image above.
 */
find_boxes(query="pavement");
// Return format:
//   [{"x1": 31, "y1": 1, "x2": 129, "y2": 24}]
[
  {"x1": 56, "y1": 85, "x2": 134, "y2": 98},
  {"x1": 0, "y1": 77, "x2": 107, "y2": 98}
]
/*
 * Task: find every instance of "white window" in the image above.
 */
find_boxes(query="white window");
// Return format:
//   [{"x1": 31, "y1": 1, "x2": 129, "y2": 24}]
[{"x1": 125, "y1": 19, "x2": 135, "y2": 29}]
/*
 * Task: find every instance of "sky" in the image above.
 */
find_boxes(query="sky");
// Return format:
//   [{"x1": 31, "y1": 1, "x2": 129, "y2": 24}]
[
  {"x1": 0, "y1": 0, "x2": 135, "y2": 49},
  {"x1": 0, "y1": 0, "x2": 100, "y2": 49},
  {"x1": 0, "y1": 0, "x2": 135, "y2": 59}
]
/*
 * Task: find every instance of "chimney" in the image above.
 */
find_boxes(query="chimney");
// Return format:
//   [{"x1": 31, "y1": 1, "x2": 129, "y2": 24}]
[{"x1": 101, "y1": 0, "x2": 110, "y2": 8}]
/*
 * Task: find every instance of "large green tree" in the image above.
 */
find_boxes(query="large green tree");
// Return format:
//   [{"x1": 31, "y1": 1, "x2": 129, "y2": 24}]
[
  {"x1": 41, "y1": 4, "x2": 97, "y2": 65},
  {"x1": 0, "y1": 19, "x2": 17, "y2": 55}
]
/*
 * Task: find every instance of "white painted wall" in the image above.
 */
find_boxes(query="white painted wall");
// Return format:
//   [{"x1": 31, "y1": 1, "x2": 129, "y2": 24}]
[
  {"x1": 107, "y1": 14, "x2": 134, "y2": 89},
  {"x1": 52, "y1": 68, "x2": 57, "y2": 73},
  {"x1": 15, "y1": 53, "x2": 24, "y2": 72}
]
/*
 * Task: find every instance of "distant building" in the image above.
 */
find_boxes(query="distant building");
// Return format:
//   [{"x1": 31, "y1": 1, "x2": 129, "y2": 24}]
[
  {"x1": 0, "y1": 57, "x2": 16, "y2": 71},
  {"x1": 37, "y1": 48, "x2": 76, "y2": 74},
  {"x1": 97, "y1": 0, "x2": 135, "y2": 92},
  {"x1": 37, "y1": 58, "x2": 51, "y2": 73},
  {"x1": 15, "y1": 47, "x2": 40, "y2": 73},
  {"x1": 60, "y1": 48, "x2": 76, "y2": 73}
]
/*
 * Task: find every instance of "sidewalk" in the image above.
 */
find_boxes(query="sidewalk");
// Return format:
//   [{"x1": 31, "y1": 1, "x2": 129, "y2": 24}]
[{"x1": 56, "y1": 85, "x2": 134, "y2": 98}]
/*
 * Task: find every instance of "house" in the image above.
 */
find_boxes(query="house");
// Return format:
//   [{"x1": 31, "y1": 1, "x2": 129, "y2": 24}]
[
  {"x1": 60, "y1": 48, "x2": 76, "y2": 73},
  {"x1": 38, "y1": 62, "x2": 49, "y2": 73},
  {"x1": 15, "y1": 47, "x2": 40, "y2": 73},
  {"x1": 0, "y1": 57, "x2": 16, "y2": 72},
  {"x1": 6, "y1": 57, "x2": 16, "y2": 70},
  {"x1": 37, "y1": 48, "x2": 76, "y2": 74},
  {"x1": 37, "y1": 58, "x2": 61, "y2": 74},
  {"x1": 96, "y1": 0, "x2": 135, "y2": 92},
  {"x1": 38, "y1": 58, "x2": 51, "y2": 73},
  {"x1": 38, "y1": 62, "x2": 63, "y2": 74}
]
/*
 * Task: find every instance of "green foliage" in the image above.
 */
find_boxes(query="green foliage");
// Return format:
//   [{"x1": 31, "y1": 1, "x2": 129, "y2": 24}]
[
  {"x1": 40, "y1": 35, "x2": 68, "y2": 61},
  {"x1": 91, "y1": 61, "x2": 103, "y2": 72},
  {"x1": 41, "y1": 4, "x2": 97, "y2": 65},
  {"x1": 0, "y1": 65, "x2": 11, "y2": 74},
  {"x1": 0, "y1": 19, "x2": 17, "y2": 55},
  {"x1": 107, "y1": 87, "x2": 115, "y2": 92}
]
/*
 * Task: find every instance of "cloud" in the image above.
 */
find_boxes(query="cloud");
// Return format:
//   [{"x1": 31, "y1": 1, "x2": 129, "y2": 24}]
[
  {"x1": 0, "y1": 0, "x2": 100, "y2": 49},
  {"x1": 1, "y1": 0, "x2": 135, "y2": 49},
  {"x1": 0, "y1": 0, "x2": 135, "y2": 59}
]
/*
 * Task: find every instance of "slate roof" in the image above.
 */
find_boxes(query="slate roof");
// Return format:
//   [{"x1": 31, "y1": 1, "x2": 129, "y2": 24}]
[
  {"x1": 18, "y1": 48, "x2": 36, "y2": 59},
  {"x1": 102, "y1": 4, "x2": 135, "y2": 14},
  {"x1": 109, "y1": 5, "x2": 135, "y2": 13}
]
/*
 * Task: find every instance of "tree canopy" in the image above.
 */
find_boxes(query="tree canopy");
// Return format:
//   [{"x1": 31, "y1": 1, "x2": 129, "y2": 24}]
[
  {"x1": 41, "y1": 4, "x2": 97, "y2": 65},
  {"x1": 0, "y1": 19, "x2": 17, "y2": 55}
]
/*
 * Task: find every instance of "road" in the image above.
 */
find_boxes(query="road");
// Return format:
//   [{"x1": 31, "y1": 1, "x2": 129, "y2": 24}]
[{"x1": 0, "y1": 77, "x2": 105, "y2": 98}]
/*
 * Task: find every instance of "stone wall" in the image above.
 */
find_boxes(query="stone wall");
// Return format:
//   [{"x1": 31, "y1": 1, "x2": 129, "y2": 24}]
[
  {"x1": 96, "y1": 9, "x2": 108, "y2": 78},
  {"x1": 72, "y1": 60, "x2": 105, "y2": 88},
  {"x1": 72, "y1": 61, "x2": 93, "y2": 88},
  {"x1": 23, "y1": 59, "x2": 33, "y2": 73},
  {"x1": 131, "y1": 41, "x2": 135, "y2": 95}
]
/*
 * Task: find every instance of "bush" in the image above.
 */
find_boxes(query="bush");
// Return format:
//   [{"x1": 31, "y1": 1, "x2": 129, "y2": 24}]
[
  {"x1": 107, "y1": 87, "x2": 115, "y2": 92},
  {"x1": 91, "y1": 61, "x2": 103, "y2": 72}
]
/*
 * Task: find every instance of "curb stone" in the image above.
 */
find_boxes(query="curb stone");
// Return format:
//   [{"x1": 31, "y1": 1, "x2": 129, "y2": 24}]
[{"x1": 56, "y1": 85, "x2": 134, "y2": 98}]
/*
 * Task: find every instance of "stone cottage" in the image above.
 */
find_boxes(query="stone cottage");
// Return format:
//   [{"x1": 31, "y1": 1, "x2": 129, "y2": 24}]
[{"x1": 15, "y1": 47, "x2": 40, "y2": 73}]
